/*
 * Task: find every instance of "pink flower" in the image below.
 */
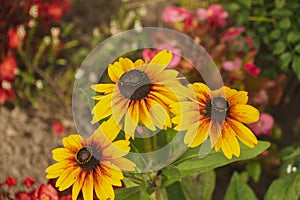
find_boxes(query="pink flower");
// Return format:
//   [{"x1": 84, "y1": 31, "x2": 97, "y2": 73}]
[
  {"x1": 162, "y1": 7, "x2": 193, "y2": 23},
  {"x1": 197, "y1": 4, "x2": 228, "y2": 27},
  {"x1": 249, "y1": 113, "x2": 274, "y2": 136},
  {"x1": 245, "y1": 63, "x2": 261, "y2": 76},
  {"x1": 142, "y1": 45, "x2": 181, "y2": 67},
  {"x1": 24, "y1": 177, "x2": 35, "y2": 188},
  {"x1": 51, "y1": 121, "x2": 65, "y2": 136},
  {"x1": 33, "y1": 184, "x2": 58, "y2": 200},
  {"x1": 245, "y1": 36, "x2": 254, "y2": 49},
  {"x1": 222, "y1": 26, "x2": 245, "y2": 41},
  {"x1": 222, "y1": 58, "x2": 242, "y2": 71},
  {"x1": 253, "y1": 89, "x2": 269, "y2": 105},
  {"x1": 162, "y1": 7, "x2": 194, "y2": 29},
  {"x1": 4, "y1": 176, "x2": 16, "y2": 187},
  {"x1": 0, "y1": 86, "x2": 15, "y2": 105},
  {"x1": 15, "y1": 192, "x2": 32, "y2": 200},
  {"x1": 0, "y1": 53, "x2": 18, "y2": 82},
  {"x1": 7, "y1": 28, "x2": 19, "y2": 49}
]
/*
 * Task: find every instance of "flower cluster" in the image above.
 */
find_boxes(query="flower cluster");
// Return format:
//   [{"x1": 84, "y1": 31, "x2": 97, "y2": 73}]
[
  {"x1": 46, "y1": 49, "x2": 261, "y2": 199},
  {"x1": 0, "y1": 176, "x2": 72, "y2": 200},
  {"x1": 0, "y1": 0, "x2": 71, "y2": 105},
  {"x1": 161, "y1": 4, "x2": 261, "y2": 84}
]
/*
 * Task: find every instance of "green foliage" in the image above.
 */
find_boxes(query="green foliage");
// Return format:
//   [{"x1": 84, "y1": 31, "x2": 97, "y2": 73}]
[
  {"x1": 246, "y1": 160, "x2": 262, "y2": 183},
  {"x1": 224, "y1": 172, "x2": 257, "y2": 200},
  {"x1": 173, "y1": 141, "x2": 270, "y2": 176},
  {"x1": 115, "y1": 186, "x2": 151, "y2": 200},
  {"x1": 222, "y1": 0, "x2": 300, "y2": 81}
]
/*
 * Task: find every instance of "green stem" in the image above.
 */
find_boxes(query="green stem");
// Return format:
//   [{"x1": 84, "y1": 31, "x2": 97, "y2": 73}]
[{"x1": 154, "y1": 175, "x2": 162, "y2": 200}]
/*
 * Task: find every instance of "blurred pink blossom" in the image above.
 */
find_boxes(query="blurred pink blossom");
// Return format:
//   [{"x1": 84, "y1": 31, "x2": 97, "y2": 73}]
[
  {"x1": 162, "y1": 7, "x2": 194, "y2": 29},
  {"x1": 249, "y1": 113, "x2": 274, "y2": 136},
  {"x1": 245, "y1": 63, "x2": 261, "y2": 76},
  {"x1": 245, "y1": 36, "x2": 254, "y2": 49},
  {"x1": 222, "y1": 26, "x2": 245, "y2": 41},
  {"x1": 142, "y1": 45, "x2": 181, "y2": 67},
  {"x1": 221, "y1": 58, "x2": 242, "y2": 71},
  {"x1": 197, "y1": 4, "x2": 228, "y2": 27},
  {"x1": 253, "y1": 89, "x2": 269, "y2": 105}
]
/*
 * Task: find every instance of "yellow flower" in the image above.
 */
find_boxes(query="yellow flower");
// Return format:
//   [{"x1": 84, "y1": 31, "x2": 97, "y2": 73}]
[
  {"x1": 171, "y1": 82, "x2": 259, "y2": 159},
  {"x1": 45, "y1": 128, "x2": 135, "y2": 200},
  {"x1": 91, "y1": 50, "x2": 184, "y2": 139}
]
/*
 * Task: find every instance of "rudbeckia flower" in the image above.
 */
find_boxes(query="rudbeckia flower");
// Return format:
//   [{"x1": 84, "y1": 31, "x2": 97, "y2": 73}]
[
  {"x1": 171, "y1": 82, "x2": 259, "y2": 159},
  {"x1": 45, "y1": 127, "x2": 135, "y2": 200},
  {"x1": 91, "y1": 50, "x2": 184, "y2": 139}
]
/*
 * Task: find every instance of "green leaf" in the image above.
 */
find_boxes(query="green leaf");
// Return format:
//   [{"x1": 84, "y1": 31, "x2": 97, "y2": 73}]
[
  {"x1": 174, "y1": 141, "x2": 270, "y2": 176},
  {"x1": 115, "y1": 187, "x2": 151, "y2": 200},
  {"x1": 246, "y1": 160, "x2": 261, "y2": 182},
  {"x1": 278, "y1": 18, "x2": 291, "y2": 30},
  {"x1": 224, "y1": 172, "x2": 257, "y2": 200},
  {"x1": 270, "y1": 29, "x2": 281, "y2": 39},
  {"x1": 166, "y1": 182, "x2": 186, "y2": 200},
  {"x1": 287, "y1": 31, "x2": 300, "y2": 44},
  {"x1": 238, "y1": 0, "x2": 252, "y2": 8},
  {"x1": 292, "y1": 56, "x2": 300, "y2": 81},
  {"x1": 279, "y1": 52, "x2": 292, "y2": 71},
  {"x1": 161, "y1": 166, "x2": 182, "y2": 187},
  {"x1": 273, "y1": 41, "x2": 286, "y2": 55},
  {"x1": 275, "y1": 0, "x2": 285, "y2": 8},
  {"x1": 199, "y1": 170, "x2": 216, "y2": 200},
  {"x1": 271, "y1": 8, "x2": 293, "y2": 18},
  {"x1": 223, "y1": 3, "x2": 241, "y2": 13},
  {"x1": 294, "y1": 44, "x2": 300, "y2": 53},
  {"x1": 265, "y1": 172, "x2": 300, "y2": 200}
]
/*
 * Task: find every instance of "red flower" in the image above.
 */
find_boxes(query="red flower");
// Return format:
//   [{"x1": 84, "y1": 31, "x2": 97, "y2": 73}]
[
  {"x1": 60, "y1": 195, "x2": 72, "y2": 200},
  {"x1": 0, "y1": 86, "x2": 15, "y2": 105},
  {"x1": 15, "y1": 192, "x2": 32, "y2": 200},
  {"x1": 33, "y1": 184, "x2": 58, "y2": 200},
  {"x1": 24, "y1": 177, "x2": 35, "y2": 188},
  {"x1": 245, "y1": 63, "x2": 261, "y2": 76},
  {"x1": 7, "y1": 28, "x2": 19, "y2": 49},
  {"x1": 0, "y1": 53, "x2": 18, "y2": 82},
  {"x1": 249, "y1": 113, "x2": 274, "y2": 137},
  {"x1": 4, "y1": 176, "x2": 16, "y2": 187},
  {"x1": 43, "y1": 0, "x2": 71, "y2": 22},
  {"x1": 51, "y1": 121, "x2": 65, "y2": 136},
  {"x1": 197, "y1": 4, "x2": 228, "y2": 27}
]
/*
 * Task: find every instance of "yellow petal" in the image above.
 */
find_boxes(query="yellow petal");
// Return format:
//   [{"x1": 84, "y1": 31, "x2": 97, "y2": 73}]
[
  {"x1": 110, "y1": 157, "x2": 136, "y2": 171},
  {"x1": 230, "y1": 104, "x2": 260, "y2": 124},
  {"x1": 82, "y1": 173, "x2": 93, "y2": 200},
  {"x1": 150, "y1": 49, "x2": 172, "y2": 66},
  {"x1": 184, "y1": 123, "x2": 199, "y2": 145},
  {"x1": 134, "y1": 59, "x2": 144, "y2": 67},
  {"x1": 91, "y1": 94, "x2": 113, "y2": 124},
  {"x1": 221, "y1": 136, "x2": 233, "y2": 159},
  {"x1": 124, "y1": 103, "x2": 138, "y2": 138},
  {"x1": 209, "y1": 121, "x2": 223, "y2": 147},
  {"x1": 91, "y1": 83, "x2": 115, "y2": 94},
  {"x1": 97, "y1": 166, "x2": 123, "y2": 186},
  {"x1": 227, "y1": 118, "x2": 258, "y2": 148},
  {"x1": 227, "y1": 90, "x2": 248, "y2": 105},
  {"x1": 190, "y1": 119, "x2": 210, "y2": 148},
  {"x1": 94, "y1": 174, "x2": 115, "y2": 200},
  {"x1": 139, "y1": 99, "x2": 156, "y2": 130},
  {"x1": 57, "y1": 167, "x2": 80, "y2": 191},
  {"x1": 99, "y1": 116, "x2": 121, "y2": 142},
  {"x1": 224, "y1": 125, "x2": 240, "y2": 157},
  {"x1": 102, "y1": 140, "x2": 130, "y2": 158},
  {"x1": 108, "y1": 63, "x2": 124, "y2": 82},
  {"x1": 119, "y1": 57, "x2": 135, "y2": 72},
  {"x1": 149, "y1": 103, "x2": 170, "y2": 130},
  {"x1": 52, "y1": 148, "x2": 73, "y2": 162},
  {"x1": 62, "y1": 134, "x2": 83, "y2": 152},
  {"x1": 72, "y1": 172, "x2": 86, "y2": 200}
]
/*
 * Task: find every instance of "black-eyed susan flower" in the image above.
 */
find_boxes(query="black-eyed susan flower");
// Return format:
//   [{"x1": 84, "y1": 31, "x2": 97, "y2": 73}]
[
  {"x1": 45, "y1": 127, "x2": 135, "y2": 200},
  {"x1": 171, "y1": 82, "x2": 259, "y2": 159},
  {"x1": 91, "y1": 50, "x2": 184, "y2": 139}
]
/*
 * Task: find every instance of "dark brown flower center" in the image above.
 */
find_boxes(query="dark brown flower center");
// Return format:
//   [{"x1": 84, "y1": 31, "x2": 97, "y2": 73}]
[
  {"x1": 205, "y1": 97, "x2": 230, "y2": 122},
  {"x1": 76, "y1": 147, "x2": 100, "y2": 171},
  {"x1": 118, "y1": 69, "x2": 151, "y2": 100}
]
